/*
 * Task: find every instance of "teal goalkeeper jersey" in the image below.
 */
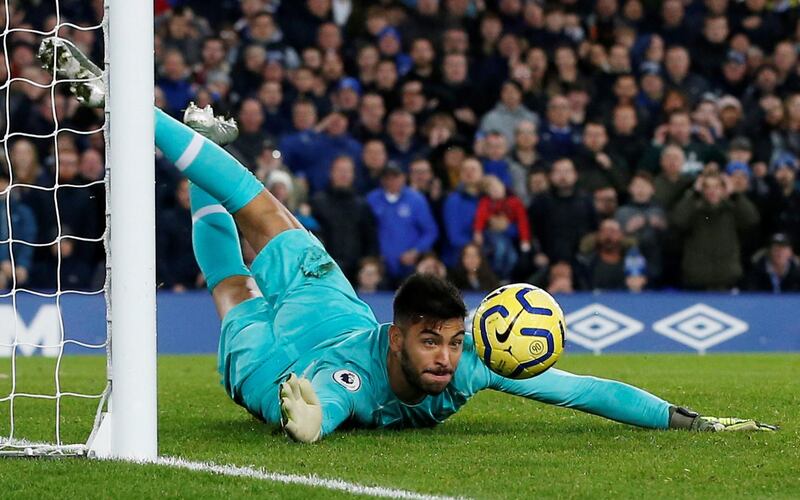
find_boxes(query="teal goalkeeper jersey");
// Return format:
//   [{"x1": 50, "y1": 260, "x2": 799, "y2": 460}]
[{"x1": 290, "y1": 324, "x2": 670, "y2": 437}]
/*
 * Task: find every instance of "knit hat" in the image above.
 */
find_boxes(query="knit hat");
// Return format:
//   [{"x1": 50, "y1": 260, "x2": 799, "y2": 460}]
[
  {"x1": 266, "y1": 170, "x2": 294, "y2": 193},
  {"x1": 725, "y1": 161, "x2": 750, "y2": 178}
]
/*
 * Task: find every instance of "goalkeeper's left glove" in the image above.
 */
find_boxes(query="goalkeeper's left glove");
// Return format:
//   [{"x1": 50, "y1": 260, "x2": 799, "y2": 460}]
[
  {"x1": 692, "y1": 416, "x2": 779, "y2": 432},
  {"x1": 279, "y1": 374, "x2": 322, "y2": 443},
  {"x1": 669, "y1": 406, "x2": 778, "y2": 432}
]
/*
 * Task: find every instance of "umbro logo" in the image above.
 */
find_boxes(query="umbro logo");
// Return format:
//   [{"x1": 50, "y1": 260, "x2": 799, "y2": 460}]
[
  {"x1": 565, "y1": 303, "x2": 644, "y2": 354},
  {"x1": 653, "y1": 304, "x2": 748, "y2": 353}
]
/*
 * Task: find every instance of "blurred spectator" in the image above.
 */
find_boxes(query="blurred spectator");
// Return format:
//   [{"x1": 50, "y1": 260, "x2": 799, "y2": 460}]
[
  {"x1": 593, "y1": 186, "x2": 619, "y2": 221},
  {"x1": 332, "y1": 77, "x2": 362, "y2": 120},
  {"x1": 718, "y1": 50, "x2": 749, "y2": 97},
  {"x1": 529, "y1": 158, "x2": 596, "y2": 262},
  {"x1": 355, "y1": 45, "x2": 379, "y2": 89},
  {"x1": 480, "y1": 131, "x2": 513, "y2": 188},
  {"x1": 473, "y1": 174, "x2": 531, "y2": 280},
  {"x1": 279, "y1": 100, "x2": 329, "y2": 193},
  {"x1": 401, "y1": 0, "x2": 446, "y2": 46},
  {"x1": 693, "y1": 15, "x2": 730, "y2": 82},
  {"x1": 608, "y1": 104, "x2": 647, "y2": 171},
  {"x1": 749, "y1": 94, "x2": 786, "y2": 164},
  {"x1": 545, "y1": 261, "x2": 577, "y2": 294},
  {"x1": 663, "y1": 45, "x2": 709, "y2": 106},
  {"x1": 230, "y1": 44, "x2": 267, "y2": 102},
  {"x1": 577, "y1": 219, "x2": 648, "y2": 292},
  {"x1": 373, "y1": 58, "x2": 401, "y2": 109},
  {"x1": 352, "y1": 92, "x2": 385, "y2": 142},
  {"x1": 652, "y1": 144, "x2": 694, "y2": 212},
  {"x1": 356, "y1": 256, "x2": 388, "y2": 294},
  {"x1": 442, "y1": 156, "x2": 483, "y2": 267},
  {"x1": 745, "y1": 233, "x2": 800, "y2": 292},
  {"x1": 479, "y1": 80, "x2": 539, "y2": 145},
  {"x1": 759, "y1": 153, "x2": 800, "y2": 252},
  {"x1": 242, "y1": 11, "x2": 299, "y2": 69},
  {"x1": 227, "y1": 98, "x2": 269, "y2": 171},
  {"x1": 156, "y1": 179, "x2": 201, "y2": 292},
  {"x1": 435, "y1": 52, "x2": 479, "y2": 135},
  {"x1": 366, "y1": 165, "x2": 438, "y2": 282},
  {"x1": 257, "y1": 81, "x2": 292, "y2": 138},
  {"x1": 406, "y1": 38, "x2": 439, "y2": 89},
  {"x1": 408, "y1": 158, "x2": 444, "y2": 228},
  {"x1": 266, "y1": 169, "x2": 319, "y2": 232},
  {"x1": 280, "y1": 0, "x2": 332, "y2": 50},
  {"x1": 415, "y1": 252, "x2": 448, "y2": 280},
  {"x1": 507, "y1": 120, "x2": 546, "y2": 203},
  {"x1": 33, "y1": 150, "x2": 103, "y2": 290},
  {"x1": 310, "y1": 155, "x2": 378, "y2": 281},
  {"x1": 377, "y1": 26, "x2": 412, "y2": 76},
  {"x1": 0, "y1": 171, "x2": 36, "y2": 288},
  {"x1": 616, "y1": 172, "x2": 667, "y2": 284},
  {"x1": 538, "y1": 95, "x2": 582, "y2": 161},
  {"x1": 193, "y1": 36, "x2": 230, "y2": 85},
  {"x1": 671, "y1": 172, "x2": 760, "y2": 290},
  {"x1": 159, "y1": 6, "x2": 208, "y2": 65},
  {"x1": 448, "y1": 242, "x2": 500, "y2": 292},
  {"x1": 308, "y1": 111, "x2": 362, "y2": 193},
  {"x1": 359, "y1": 139, "x2": 388, "y2": 193},
  {"x1": 384, "y1": 109, "x2": 428, "y2": 171},
  {"x1": 575, "y1": 121, "x2": 629, "y2": 195},
  {"x1": 157, "y1": 49, "x2": 196, "y2": 116},
  {"x1": 639, "y1": 109, "x2": 725, "y2": 175}
]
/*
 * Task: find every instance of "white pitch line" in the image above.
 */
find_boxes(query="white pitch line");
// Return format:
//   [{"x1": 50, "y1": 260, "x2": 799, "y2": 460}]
[
  {"x1": 0, "y1": 438, "x2": 466, "y2": 499},
  {"x1": 147, "y1": 456, "x2": 467, "y2": 500}
]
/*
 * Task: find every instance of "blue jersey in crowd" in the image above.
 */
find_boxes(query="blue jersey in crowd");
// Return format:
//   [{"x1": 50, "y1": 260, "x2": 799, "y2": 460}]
[{"x1": 366, "y1": 187, "x2": 438, "y2": 279}]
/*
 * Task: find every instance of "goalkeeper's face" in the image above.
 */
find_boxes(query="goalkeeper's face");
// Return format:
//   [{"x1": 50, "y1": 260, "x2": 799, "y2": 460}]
[{"x1": 397, "y1": 318, "x2": 466, "y2": 396}]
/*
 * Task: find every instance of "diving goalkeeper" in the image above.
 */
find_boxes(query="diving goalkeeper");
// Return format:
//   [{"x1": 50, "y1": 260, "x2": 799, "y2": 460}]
[{"x1": 39, "y1": 38, "x2": 777, "y2": 443}]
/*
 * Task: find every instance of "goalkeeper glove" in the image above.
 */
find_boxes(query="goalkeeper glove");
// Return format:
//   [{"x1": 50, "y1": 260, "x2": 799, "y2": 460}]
[
  {"x1": 669, "y1": 406, "x2": 778, "y2": 432},
  {"x1": 691, "y1": 416, "x2": 778, "y2": 432},
  {"x1": 279, "y1": 374, "x2": 322, "y2": 443}
]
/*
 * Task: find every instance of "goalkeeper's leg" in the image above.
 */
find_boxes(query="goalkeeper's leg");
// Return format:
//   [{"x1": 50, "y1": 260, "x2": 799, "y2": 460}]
[
  {"x1": 38, "y1": 36, "x2": 301, "y2": 256},
  {"x1": 154, "y1": 107, "x2": 302, "y2": 254},
  {"x1": 190, "y1": 182, "x2": 262, "y2": 317}
]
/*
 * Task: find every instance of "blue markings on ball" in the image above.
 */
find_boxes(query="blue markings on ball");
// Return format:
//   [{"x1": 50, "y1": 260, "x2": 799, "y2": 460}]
[
  {"x1": 508, "y1": 328, "x2": 555, "y2": 378},
  {"x1": 479, "y1": 304, "x2": 508, "y2": 367},
  {"x1": 515, "y1": 288, "x2": 553, "y2": 317}
]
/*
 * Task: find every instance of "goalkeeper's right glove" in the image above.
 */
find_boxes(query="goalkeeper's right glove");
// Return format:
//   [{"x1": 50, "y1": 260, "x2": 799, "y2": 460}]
[{"x1": 279, "y1": 374, "x2": 322, "y2": 443}]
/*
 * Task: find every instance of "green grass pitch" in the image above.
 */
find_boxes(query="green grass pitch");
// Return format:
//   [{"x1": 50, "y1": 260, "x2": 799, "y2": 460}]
[{"x1": 0, "y1": 353, "x2": 798, "y2": 498}]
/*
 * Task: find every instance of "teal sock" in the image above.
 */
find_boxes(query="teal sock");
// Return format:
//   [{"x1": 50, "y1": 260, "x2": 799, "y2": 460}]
[
  {"x1": 190, "y1": 183, "x2": 251, "y2": 290},
  {"x1": 154, "y1": 107, "x2": 263, "y2": 214}
]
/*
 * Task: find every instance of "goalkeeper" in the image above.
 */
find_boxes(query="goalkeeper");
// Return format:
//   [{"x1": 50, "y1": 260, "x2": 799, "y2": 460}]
[{"x1": 39, "y1": 38, "x2": 777, "y2": 443}]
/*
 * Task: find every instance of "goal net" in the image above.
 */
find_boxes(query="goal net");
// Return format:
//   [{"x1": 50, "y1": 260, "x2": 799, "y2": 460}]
[{"x1": 0, "y1": 0, "x2": 155, "y2": 459}]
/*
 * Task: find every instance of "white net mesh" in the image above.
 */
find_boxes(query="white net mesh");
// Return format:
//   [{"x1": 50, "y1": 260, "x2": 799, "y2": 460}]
[{"x1": 0, "y1": 1, "x2": 108, "y2": 456}]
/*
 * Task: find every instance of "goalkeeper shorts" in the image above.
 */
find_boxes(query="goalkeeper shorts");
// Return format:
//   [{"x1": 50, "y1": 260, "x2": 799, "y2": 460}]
[{"x1": 217, "y1": 229, "x2": 378, "y2": 423}]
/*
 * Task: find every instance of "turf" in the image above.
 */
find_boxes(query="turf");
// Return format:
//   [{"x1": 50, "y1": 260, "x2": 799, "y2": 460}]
[{"x1": 0, "y1": 354, "x2": 798, "y2": 499}]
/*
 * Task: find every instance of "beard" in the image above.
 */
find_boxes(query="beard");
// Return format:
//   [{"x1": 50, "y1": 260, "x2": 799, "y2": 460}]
[{"x1": 399, "y1": 346, "x2": 448, "y2": 396}]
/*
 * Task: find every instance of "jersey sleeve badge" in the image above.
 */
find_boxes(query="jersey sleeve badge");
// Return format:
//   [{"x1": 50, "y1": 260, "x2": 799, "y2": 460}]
[{"x1": 333, "y1": 369, "x2": 362, "y2": 392}]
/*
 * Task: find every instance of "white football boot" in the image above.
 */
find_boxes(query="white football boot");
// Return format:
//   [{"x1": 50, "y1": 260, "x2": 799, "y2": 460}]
[
  {"x1": 182, "y1": 102, "x2": 239, "y2": 146},
  {"x1": 38, "y1": 37, "x2": 105, "y2": 108}
]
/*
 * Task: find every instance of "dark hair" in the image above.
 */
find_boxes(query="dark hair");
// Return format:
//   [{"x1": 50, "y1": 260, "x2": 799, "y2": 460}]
[
  {"x1": 631, "y1": 170, "x2": 654, "y2": 184},
  {"x1": 393, "y1": 273, "x2": 467, "y2": 326},
  {"x1": 449, "y1": 243, "x2": 500, "y2": 292}
]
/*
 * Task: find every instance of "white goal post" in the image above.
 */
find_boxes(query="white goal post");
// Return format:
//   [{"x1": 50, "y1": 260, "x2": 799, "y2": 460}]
[
  {"x1": 0, "y1": 0, "x2": 156, "y2": 459},
  {"x1": 89, "y1": 0, "x2": 157, "y2": 460}
]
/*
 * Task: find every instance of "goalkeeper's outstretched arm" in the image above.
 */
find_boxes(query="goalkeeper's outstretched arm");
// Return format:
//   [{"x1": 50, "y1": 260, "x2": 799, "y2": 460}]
[
  {"x1": 488, "y1": 368, "x2": 777, "y2": 432},
  {"x1": 490, "y1": 368, "x2": 671, "y2": 429}
]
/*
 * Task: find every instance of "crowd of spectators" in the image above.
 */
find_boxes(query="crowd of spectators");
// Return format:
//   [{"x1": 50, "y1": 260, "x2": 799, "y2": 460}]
[{"x1": 2, "y1": 0, "x2": 800, "y2": 295}]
